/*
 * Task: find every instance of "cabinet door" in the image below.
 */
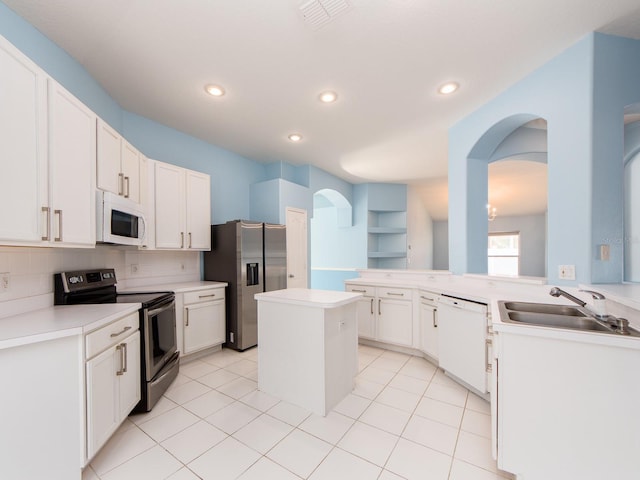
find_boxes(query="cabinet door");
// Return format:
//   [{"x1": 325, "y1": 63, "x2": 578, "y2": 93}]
[
  {"x1": 48, "y1": 79, "x2": 96, "y2": 246},
  {"x1": 96, "y1": 119, "x2": 122, "y2": 196},
  {"x1": 420, "y1": 302, "x2": 438, "y2": 359},
  {"x1": 86, "y1": 345, "x2": 118, "y2": 459},
  {"x1": 118, "y1": 331, "x2": 141, "y2": 419},
  {"x1": 0, "y1": 38, "x2": 47, "y2": 244},
  {"x1": 154, "y1": 161, "x2": 185, "y2": 248},
  {"x1": 355, "y1": 296, "x2": 375, "y2": 339},
  {"x1": 183, "y1": 301, "x2": 225, "y2": 354},
  {"x1": 377, "y1": 298, "x2": 412, "y2": 346},
  {"x1": 185, "y1": 169, "x2": 211, "y2": 250},
  {"x1": 121, "y1": 141, "x2": 140, "y2": 203}
]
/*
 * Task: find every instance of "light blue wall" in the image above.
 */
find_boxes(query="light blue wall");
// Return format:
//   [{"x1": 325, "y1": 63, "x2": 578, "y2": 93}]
[
  {"x1": 123, "y1": 112, "x2": 265, "y2": 223},
  {"x1": 449, "y1": 33, "x2": 640, "y2": 284},
  {"x1": 591, "y1": 35, "x2": 640, "y2": 282}
]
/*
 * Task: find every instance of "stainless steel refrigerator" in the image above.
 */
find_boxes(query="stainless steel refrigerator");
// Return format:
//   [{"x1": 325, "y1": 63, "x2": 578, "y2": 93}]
[{"x1": 203, "y1": 220, "x2": 287, "y2": 351}]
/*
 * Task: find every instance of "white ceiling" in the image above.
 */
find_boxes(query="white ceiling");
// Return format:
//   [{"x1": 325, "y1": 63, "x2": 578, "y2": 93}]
[{"x1": 3, "y1": 0, "x2": 640, "y2": 219}]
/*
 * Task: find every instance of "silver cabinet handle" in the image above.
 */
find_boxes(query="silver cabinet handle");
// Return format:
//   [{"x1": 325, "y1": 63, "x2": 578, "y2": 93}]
[
  {"x1": 41, "y1": 206, "x2": 50, "y2": 241},
  {"x1": 189, "y1": 232, "x2": 192, "y2": 248},
  {"x1": 485, "y1": 338, "x2": 493, "y2": 373},
  {"x1": 370, "y1": 298, "x2": 374, "y2": 315},
  {"x1": 420, "y1": 295, "x2": 434, "y2": 301},
  {"x1": 116, "y1": 344, "x2": 124, "y2": 376},
  {"x1": 124, "y1": 176, "x2": 130, "y2": 198},
  {"x1": 54, "y1": 209, "x2": 62, "y2": 241},
  {"x1": 378, "y1": 299, "x2": 381, "y2": 316},
  {"x1": 198, "y1": 294, "x2": 216, "y2": 299},
  {"x1": 387, "y1": 292, "x2": 404, "y2": 297},
  {"x1": 180, "y1": 232, "x2": 184, "y2": 248},
  {"x1": 185, "y1": 308, "x2": 189, "y2": 327},
  {"x1": 433, "y1": 309, "x2": 438, "y2": 328},
  {"x1": 351, "y1": 289, "x2": 366, "y2": 293},
  {"x1": 118, "y1": 172, "x2": 124, "y2": 196},
  {"x1": 122, "y1": 342, "x2": 128, "y2": 373},
  {"x1": 110, "y1": 325, "x2": 132, "y2": 338}
]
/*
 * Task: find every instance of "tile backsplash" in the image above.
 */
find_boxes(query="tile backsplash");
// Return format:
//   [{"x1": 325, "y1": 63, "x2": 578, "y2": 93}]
[{"x1": 0, "y1": 245, "x2": 200, "y2": 315}]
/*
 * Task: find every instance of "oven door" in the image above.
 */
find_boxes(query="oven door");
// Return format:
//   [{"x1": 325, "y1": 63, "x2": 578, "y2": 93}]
[{"x1": 142, "y1": 297, "x2": 177, "y2": 381}]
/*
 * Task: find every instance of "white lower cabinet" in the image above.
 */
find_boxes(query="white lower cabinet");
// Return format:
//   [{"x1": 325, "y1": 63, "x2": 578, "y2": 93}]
[
  {"x1": 85, "y1": 312, "x2": 140, "y2": 460},
  {"x1": 418, "y1": 290, "x2": 438, "y2": 359},
  {"x1": 494, "y1": 330, "x2": 640, "y2": 479},
  {"x1": 181, "y1": 287, "x2": 226, "y2": 355},
  {"x1": 346, "y1": 284, "x2": 413, "y2": 347}
]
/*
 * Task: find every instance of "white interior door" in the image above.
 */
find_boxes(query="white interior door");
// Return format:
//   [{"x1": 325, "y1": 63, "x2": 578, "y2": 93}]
[{"x1": 286, "y1": 207, "x2": 308, "y2": 288}]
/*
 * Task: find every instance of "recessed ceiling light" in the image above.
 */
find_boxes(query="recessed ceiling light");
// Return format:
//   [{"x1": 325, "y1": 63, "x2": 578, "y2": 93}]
[
  {"x1": 288, "y1": 133, "x2": 303, "y2": 142},
  {"x1": 438, "y1": 82, "x2": 459, "y2": 95},
  {"x1": 319, "y1": 91, "x2": 338, "y2": 103},
  {"x1": 205, "y1": 84, "x2": 225, "y2": 97}
]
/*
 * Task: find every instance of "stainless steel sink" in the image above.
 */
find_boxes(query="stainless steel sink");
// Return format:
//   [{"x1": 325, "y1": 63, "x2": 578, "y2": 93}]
[
  {"x1": 506, "y1": 311, "x2": 613, "y2": 332},
  {"x1": 498, "y1": 301, "x2": 639, "y2": 336},
  {"x1": 503, "y1": 301, "x2": 587, "y2": 317}
]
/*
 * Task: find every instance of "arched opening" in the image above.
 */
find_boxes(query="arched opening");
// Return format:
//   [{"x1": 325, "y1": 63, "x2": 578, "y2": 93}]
[
  {"x1": 466, "y1": 115, "x2": 548, "y2": 276},
  {"x1": 309, "y1": 189, "x2": 357, "y2": 290}
]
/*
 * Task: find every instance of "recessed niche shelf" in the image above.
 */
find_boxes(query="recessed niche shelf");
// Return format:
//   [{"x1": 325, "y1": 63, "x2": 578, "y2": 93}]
[{"x1": 367, "y1": 209, "x2": 407, "y2": 268}]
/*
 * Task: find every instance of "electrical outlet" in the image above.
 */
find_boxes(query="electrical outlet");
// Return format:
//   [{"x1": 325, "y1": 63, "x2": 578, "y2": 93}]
[
  {"x1": 0, "y1": 272, "x2": 10, "y2": 292},
  {"x1": 600, "y1": 244, "x2": 610, "y2": 261},
  {"x1": 558, "y1": 265, "x2": 576, "y2": 280}
]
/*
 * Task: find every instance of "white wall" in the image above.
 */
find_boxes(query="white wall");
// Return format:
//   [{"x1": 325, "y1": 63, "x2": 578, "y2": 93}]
[
  {"x1": 433, "y1": 214, "x2": 547, "y2": 276},
  {"x1": 0, "y1": 246, "x2": 200, "y2": 316}
]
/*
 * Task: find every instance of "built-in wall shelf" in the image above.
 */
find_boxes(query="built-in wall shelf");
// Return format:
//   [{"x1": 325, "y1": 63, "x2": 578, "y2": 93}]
[
  {"x1": 368, "y1": 227, "x2": 407, "y2": 234},
  {"x1": 367, "y1": 209, "x2": 407, "y2": 268}
]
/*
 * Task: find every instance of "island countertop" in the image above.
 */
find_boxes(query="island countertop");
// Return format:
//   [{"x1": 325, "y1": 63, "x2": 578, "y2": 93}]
[{"x1": 255, "y1": 288, "x2": 361, "y2": 308}]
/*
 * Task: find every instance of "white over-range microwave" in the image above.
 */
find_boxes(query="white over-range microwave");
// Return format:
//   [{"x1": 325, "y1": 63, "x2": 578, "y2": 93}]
[{"x1": 96, "y1": 191, "x2": 147, "y2": 246}]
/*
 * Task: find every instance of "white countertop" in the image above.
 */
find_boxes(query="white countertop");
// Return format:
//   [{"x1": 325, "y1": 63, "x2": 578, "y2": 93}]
[
  {"x1": 346, "y1": 274, "x2": 640, "y2": 349},
  {"x1": 255, "y1": 288, "x2": 362, "y2": 308},
  {"x1": 120, "y1": 280, "x2": 227, "y2": 293},
  {"x1": 0, "y1": 303, "x2": 141, "y2": 350}
]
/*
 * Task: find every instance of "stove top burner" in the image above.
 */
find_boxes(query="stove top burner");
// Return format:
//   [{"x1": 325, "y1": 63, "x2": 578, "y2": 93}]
[{"x1": 54, "y1": 268, "x2": 173, "y2": 308}]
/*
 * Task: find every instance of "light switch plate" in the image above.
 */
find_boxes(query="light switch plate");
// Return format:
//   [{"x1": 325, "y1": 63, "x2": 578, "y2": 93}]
[{"x1": 558, "y1": 265, "x2": 576, "y2": 280}]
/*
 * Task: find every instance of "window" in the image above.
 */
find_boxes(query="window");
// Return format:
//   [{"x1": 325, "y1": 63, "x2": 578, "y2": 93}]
[{"x1": 488, "y1": 232, "x2": 520, "y2": 276}]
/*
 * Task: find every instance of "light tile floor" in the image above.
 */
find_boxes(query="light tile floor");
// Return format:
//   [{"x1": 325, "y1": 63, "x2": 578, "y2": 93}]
[{"x1": 82, "y1": 345, "x2": 514, "y2": 480}]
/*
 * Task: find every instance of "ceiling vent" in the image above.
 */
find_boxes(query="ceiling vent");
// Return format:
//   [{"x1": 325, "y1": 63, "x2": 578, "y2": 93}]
[{"x1": 299, "y1": 0, "x2": 350, "y2": 30}]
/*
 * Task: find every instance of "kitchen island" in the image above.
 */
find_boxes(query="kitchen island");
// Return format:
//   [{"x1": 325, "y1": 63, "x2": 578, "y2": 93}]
[{"x1": 255, "y1": 288, "x2": 361, "y2": 416}]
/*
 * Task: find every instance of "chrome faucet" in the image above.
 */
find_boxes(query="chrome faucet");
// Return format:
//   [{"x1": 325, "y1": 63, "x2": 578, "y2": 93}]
[{"x1": 549, "y1": 287, "x2": 587, "y2": 307}]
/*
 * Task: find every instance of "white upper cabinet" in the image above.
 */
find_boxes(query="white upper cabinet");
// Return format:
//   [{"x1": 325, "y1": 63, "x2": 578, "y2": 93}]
[
  {"x1": 154, "y1": 161, "x2": 211, "y2": 250},
  {"x1": 48, "y1": 79, "x2": 96, "y2": 247},
  {"x1": 0, "y1": 36, "x2": 47, "y2": 244},
  {"x1": 97, "y1": 119, "x2": 140, "y2": 203},
  {"x1": 185, "y1": 169, "x2": 211, "y2": 250}
]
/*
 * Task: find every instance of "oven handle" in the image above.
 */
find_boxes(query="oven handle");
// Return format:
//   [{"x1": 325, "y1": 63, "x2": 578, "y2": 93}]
[{"x1": 147, "y1": 298, "x2": 175, "y2": 318}]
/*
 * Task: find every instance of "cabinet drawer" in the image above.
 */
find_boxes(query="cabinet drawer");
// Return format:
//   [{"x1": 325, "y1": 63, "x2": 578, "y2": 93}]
[
  {"x1": 378, "y1": 287, "x2": 413, "y2": 300},
  {"x1": 86, "y1": 312, "x2": 139, "y2": 359},
  {"x1": 346, "y1": 285, "x2": 374, "y2": 297},
  {"x1": 183, "y1": 288, "x2": 225, "y2": 305}
]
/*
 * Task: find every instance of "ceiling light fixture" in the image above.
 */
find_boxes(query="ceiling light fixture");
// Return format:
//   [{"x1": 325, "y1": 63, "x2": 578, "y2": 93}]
[
  {"x1": 319, "y1": 91, "x2": 338, "y2": 103},
  {"x1": 204, "y1": 84, "x2": 225, "y2": 97},
  {"x1": 438, "y1": 82, "x2": 459, "y2": 95},
  {"x1": 487, "y1": 204, "x2": 497, "y2": 221},
  {"x1": 288, "y1": 133, "x2": 303, "y2": 142}
]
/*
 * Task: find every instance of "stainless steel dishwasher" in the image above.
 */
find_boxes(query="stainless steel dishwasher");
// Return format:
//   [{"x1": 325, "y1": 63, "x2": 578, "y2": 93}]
[{"x1": 437, "y1": 294, "x2": 489, "y2": 394}]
